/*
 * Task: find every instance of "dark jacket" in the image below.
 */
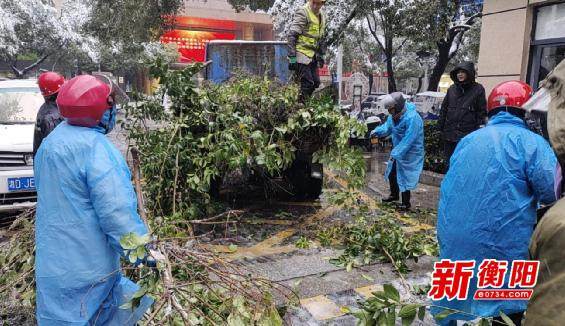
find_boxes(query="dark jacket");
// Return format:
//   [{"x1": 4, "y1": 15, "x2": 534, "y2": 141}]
[
  {"x1": 33, "y1": 100, "x2": 64, "y2": 156},
  {"x1": 438, "y1": 62, "x2": 487, "y2": 143}
]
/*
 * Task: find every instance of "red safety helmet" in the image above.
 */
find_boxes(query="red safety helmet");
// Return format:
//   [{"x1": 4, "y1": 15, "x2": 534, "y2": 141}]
[
  {"x1": 487, "y1": 80, "x2": 533, "y2": 113},
  {"x1": 56, "y1": 75, "x2": 112, "y2": 127},
  {"x1": 37, "y1": 72, "x2": 65, "y2": 97}
]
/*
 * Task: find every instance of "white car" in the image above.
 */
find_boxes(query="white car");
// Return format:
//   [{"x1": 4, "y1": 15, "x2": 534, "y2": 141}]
[{"x1": 0, "y1": 79, "x2": 43, "y2": 212}]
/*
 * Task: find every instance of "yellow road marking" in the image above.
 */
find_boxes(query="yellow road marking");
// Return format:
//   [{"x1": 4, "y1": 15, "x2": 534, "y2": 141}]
[
  {"x1": 207, "y1": 204, "x2": 340, "y2": 261},
  {"x1": 241, "y1": 219, "x2": 296, "y2": 226},
  {"x1": 325, "y1": 170, "x2": 434, "y2": 232},
  {"x1": 300, "y1": 295, "x2": 345, "y2": 320},
  {"x1": 208, "y1": 170, "x2": 433, "y2": 262},
  {"x1": 354, "y1": 284, "x2": 384, "y2": 299}
]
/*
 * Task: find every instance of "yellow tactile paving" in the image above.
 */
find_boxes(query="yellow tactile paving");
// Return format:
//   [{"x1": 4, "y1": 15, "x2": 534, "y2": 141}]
[
  {"x1": 354, "y1": 284, "x2": 384, "y2": 299},
  {"x1": 300, "y1": 295, "x2": 346, "y2": 320}
]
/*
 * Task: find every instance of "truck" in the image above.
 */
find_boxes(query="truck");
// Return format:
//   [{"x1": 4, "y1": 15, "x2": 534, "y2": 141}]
[{"x1": 204, "y1": 40, "x2": 324, "y2": 199}]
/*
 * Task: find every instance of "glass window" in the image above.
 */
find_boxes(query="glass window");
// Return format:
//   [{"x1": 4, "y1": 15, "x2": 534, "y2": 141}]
[
  {"x1": 535, "y1": 3, "x2": 565, "y2": 40},
  {"x1": 0, "y1": 86, "x2": 42, "y2": 123},
  {"x1": 538, "y1": 45, "x2": 565, "y2": 83}
]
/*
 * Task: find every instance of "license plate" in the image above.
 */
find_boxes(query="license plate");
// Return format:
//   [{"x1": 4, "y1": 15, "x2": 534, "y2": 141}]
[{"x1": 7, "y1": 177, "x2": 35, "y2": 192}]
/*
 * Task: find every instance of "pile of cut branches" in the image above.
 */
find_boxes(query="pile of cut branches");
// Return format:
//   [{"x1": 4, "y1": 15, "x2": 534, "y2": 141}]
[
  {"x1": 1, "y1": 59, "x2": 369, "y2": 325},
  {"x1": 0, "y1": 210, "x2": 35, "y2": 325},
  {"x1": 123, "y1": 59, "x2": 366, "y2": 228},
  {"x1": 314, "y1": 204, "x2": 438, "y2": 274},
  {"x1": 0, "y1": 210, "x2": 293, "y2": 325}
]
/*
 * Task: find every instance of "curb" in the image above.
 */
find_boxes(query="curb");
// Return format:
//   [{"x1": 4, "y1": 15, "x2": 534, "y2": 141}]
[{"x1": 371, "y1": 154, "x2": 444, "y2": 187}]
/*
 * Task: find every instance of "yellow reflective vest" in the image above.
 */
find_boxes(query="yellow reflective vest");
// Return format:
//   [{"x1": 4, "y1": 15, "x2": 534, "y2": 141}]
[{"x1": 296, "y1": 4, "x2": 325, "y2": 59}]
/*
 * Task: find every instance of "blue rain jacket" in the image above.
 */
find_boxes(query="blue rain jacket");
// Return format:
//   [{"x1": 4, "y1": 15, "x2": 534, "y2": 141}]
[
  {"x1": 371, "y1": 102, "x2": 424, "y2": 192},
  {"x1": 432, "y1": 112, "x2": 557, "y2": 324},
  {"x1": 34, "y1": 119, "x2": 153, "y2": 325}
]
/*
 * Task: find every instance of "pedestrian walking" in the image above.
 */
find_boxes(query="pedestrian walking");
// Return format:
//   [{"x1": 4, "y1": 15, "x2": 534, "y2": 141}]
[
  {"x1": 370, "y1": 92, "x2": 424, "y2": 211},
  {"x1": 34, "y1": 72, "x2": 65, "y2": 156},
  {"x1": 34, "y1": 75, "x2": 153, "y2": 325},
  {"x1": 438, "y1": 62, "x2": 487, "y2": 170},
  {"x1": 432, "y1": 81, "x2": 557, "y2": 325},
  {"x1": 287, "y1": 0, "x2": 326, "y2": 102}
]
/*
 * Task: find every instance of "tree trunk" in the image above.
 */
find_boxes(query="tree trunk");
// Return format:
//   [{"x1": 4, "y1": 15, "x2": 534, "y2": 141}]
[
  {"x1": 385, "y1": 38, "x2": 396, "y2": 93},
  {"x1": 416, "y1": 75, "x2": 424, "y2": 93},
  {"x1": 427, "y1": 41, "x2": 451, "y2": 91}
]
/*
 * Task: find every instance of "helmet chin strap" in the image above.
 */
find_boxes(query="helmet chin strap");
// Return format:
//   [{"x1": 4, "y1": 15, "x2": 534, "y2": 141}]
[{"x1": 105, "y1": 107, "x2": 115, "y2": 134}]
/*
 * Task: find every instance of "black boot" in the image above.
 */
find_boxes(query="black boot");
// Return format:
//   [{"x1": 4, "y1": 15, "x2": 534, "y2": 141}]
[
  {"x1": 382, "y1": 194, "x2": 399, "y2": 203},
  {"x1": 398, "y1": 191, "x2": 411, "y2": 211}
]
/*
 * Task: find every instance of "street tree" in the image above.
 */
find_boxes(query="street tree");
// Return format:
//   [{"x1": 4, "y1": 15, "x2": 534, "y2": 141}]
[
  {"x1": 228, "y1": 0, "x2": 274, "y2": 11},
  {"x1": 339, "y1": 21, "x2": 383, "y2": 75},
  {"x1": 409, "y1": 0, "x2": 482, "y2": 91},
  {"x1": 85, "y1": 0, "x2": 182, "y2": 72},
  {"x1": 450, "y1": 20, "x2": 482, "y2": 67},
  {"x1": 0, "y1": 0, "x2": 182, "y2": 78},
  {"x1": 0, "y1": 0, "x2": 97, "y2": 78},
  {"x1": 365, "y1": 0, "x2": 413, "y2": 93}
]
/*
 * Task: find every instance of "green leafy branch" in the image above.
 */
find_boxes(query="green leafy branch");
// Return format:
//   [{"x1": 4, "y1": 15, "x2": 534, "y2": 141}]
[{"x1": 354, "y1": 284, "x2": 517, "y2": 326}]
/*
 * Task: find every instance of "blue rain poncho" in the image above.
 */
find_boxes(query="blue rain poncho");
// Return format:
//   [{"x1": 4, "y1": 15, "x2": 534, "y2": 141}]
[
  {"x1": 432, "y1": 112, "x2": 557, "y2": 324},
  {"x1": 371, "y1": 102, "x2": 424, "y2": 192},
  {"x1": 34, "y1": 119, "x2": 153, "y2": 325}
]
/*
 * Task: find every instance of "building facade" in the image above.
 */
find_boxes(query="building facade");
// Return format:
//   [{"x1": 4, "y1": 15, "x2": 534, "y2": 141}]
[
  {"x1": 161, "y1": 0, "x2": 274, "y2": 62},
  {"x1": 478, "y1": 0, "x2": 565, "y2": 93}
]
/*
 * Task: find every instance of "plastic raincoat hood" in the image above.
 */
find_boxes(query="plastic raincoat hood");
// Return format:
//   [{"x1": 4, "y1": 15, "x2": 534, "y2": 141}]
[
  {"x1": 34, "y1": 119, "x2": 153, "y2": 325},
  {"x1": 371, "y1": 102, "x2": 424, "y2": 192}
]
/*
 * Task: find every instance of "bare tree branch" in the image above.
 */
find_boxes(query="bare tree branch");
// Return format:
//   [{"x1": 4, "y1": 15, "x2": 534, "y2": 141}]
[
  {"x1": 11, "y1": 54, "x2": 49, "y2": 78},
  {"x1": 366, "y1": 15, "x2": 385, "y2": 52},
  {"x1": 323, "y1": 4, "x2": 362, "y2": 48},
  {"x1": 393, "y1": 38, "x2": 409, "y2": 56}
]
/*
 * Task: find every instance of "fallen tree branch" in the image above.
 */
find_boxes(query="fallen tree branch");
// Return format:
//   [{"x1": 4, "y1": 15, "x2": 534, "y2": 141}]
[{"x1": 188, "y1": 210, "x2": 245, "y2": 224}]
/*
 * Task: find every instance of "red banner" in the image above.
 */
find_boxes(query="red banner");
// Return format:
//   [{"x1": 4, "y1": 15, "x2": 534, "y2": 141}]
[{"x1": 160, "y1": 29, "x2": 236, "y2": 62}]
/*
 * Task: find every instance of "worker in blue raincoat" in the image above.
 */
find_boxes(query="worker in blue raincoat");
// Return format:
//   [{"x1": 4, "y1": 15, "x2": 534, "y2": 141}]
[
  {"x1": 432, "y1": 81, "x2": 557, "y2": 326},
  {"x1": 370, "y1": 92, "x2": 424, "y2": 211},
  {"x1": 34, "y1": 75, "x2": 153, "y2": 325}
]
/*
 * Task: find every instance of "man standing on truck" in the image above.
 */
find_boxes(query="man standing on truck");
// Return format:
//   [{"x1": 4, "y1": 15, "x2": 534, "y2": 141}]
[
  {"x1": 287, "y1": 0, "x2": 326, "y2": 102},
  {"x1": 34, "y1": 71, "x2": 65, "y2": 156}
]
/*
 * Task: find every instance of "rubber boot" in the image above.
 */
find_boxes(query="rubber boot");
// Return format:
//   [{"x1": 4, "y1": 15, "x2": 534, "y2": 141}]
[
  {"x1": 398, "y1": 191, "x2": 411, "y2": 211},
  {"x1": 382, "y1": 195, "x2": 399, "y2": 203}
]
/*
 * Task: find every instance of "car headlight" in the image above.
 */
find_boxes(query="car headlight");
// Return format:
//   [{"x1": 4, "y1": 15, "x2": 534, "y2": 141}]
[{"x1": 24, "y1": 153, "x2": 34, "y2": 166}]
